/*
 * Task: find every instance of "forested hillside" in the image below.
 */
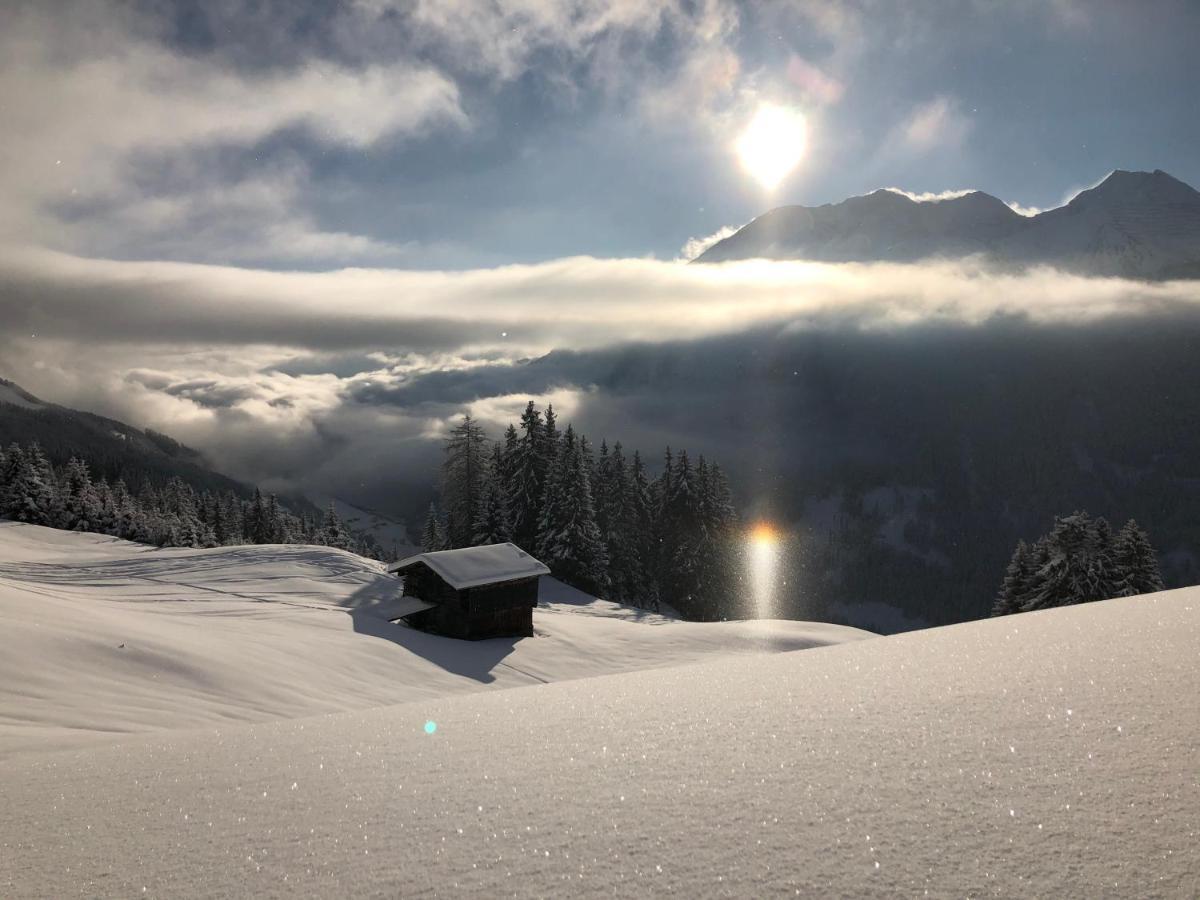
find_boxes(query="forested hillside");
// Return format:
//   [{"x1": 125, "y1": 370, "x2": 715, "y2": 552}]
[{"x1": 0, "y1": 378, "x2": 255, "y2": 498}]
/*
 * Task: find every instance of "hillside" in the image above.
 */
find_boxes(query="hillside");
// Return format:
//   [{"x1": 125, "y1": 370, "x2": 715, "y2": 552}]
[
  {"x1": 0, "y1": 522, "x2": 870, "y2": 761},
  {"x1": 698, "y1": 169, "x2": 1200, "y2": 278},
  {"x1": 0, "y1": 377, "x2": 254, "y2": 499},
  {"x1": 0, "y1": 520, "x2": 1194, "y2": 896}
]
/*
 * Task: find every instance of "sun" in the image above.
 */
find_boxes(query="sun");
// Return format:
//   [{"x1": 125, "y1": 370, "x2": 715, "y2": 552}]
[{"x1": 735, "y1": 103, "x2": 807, "y2": 191}]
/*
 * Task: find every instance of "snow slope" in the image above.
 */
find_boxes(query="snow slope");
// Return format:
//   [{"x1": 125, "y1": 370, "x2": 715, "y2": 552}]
[
  {"x1": 0, "y1": 522, "x2": 870, "y2": 761},
  {"x1": 1, "y1": 566, "x2": 1195, "y2": 897}
]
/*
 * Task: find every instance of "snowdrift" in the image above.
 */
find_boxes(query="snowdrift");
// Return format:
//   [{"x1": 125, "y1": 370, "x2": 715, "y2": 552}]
[
  {"x1": 0, "y1": 522, "x2": 869, "y2": 761},
  {"x1": 1, "y1": 523, "x2": 1196, "y2": 896}
]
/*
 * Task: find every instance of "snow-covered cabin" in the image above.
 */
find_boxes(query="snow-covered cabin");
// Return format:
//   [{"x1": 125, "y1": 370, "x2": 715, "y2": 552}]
[{"x1": 387, "y1": 543, "x2": 550, "y2": 640}]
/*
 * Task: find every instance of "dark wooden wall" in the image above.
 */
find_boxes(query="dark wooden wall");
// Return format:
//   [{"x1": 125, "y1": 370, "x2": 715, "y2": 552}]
[{"x1": 401, "y1": 566, "x2": 537, "y2": 640}]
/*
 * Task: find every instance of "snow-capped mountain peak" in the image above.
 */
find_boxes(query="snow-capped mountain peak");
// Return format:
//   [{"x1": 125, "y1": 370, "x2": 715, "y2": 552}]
[{"x1": 697, "y1": 169, "x2": 1200, "y2": 278}]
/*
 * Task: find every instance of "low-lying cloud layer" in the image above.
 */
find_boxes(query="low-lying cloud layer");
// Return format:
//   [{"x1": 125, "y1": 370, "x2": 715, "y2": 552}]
[{"x1": 3, "y1": 248, "x2": 1200, "y2": 525}]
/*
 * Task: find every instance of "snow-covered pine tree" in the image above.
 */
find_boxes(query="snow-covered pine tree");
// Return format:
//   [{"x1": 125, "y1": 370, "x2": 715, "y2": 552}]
[
  {"x1": 992, "y1": 539, "x2": 1036, "y2": 616},
  {"x1": 508, "y1": 402, "x2": 545, "y2": 551},
  {"x1": 536, "y1": 424, "x2": 609, "y2": 594},
  {"x1": 441, "y1": 415, "x2": 489, "y2": 548},
  {"x1": 1112, "y1": 519, "x2": 1165, "y2": 597},
  {"x1": 693, "y1": 456, "x2": 739, "y2": 619},
  {"x1": 473, "y1": 443, "x2": 513, "y2": 545},
  {"x1": 660, "y1": 449, "x2": 706, "y2": 617},
  {"x1": 1, "y1": 442, "x2": 57, "y2": 525},
  {"x1": 421, "y1": 501, "x2": 448, "y2": 552},
  {"x1": 59, "y1": 457, "x2": 103, "y2": 533},
  {"x1": 322, "y1": 501, "x2": 352, "y2": 550},
  {"x1": 1023, "y1": 512, "x2": 1117, "y2": 611},
  {"x1": 0, "y1": 443, "x2": 24, "y2": 519},
  {"x1": 542, "y1": 404, "x2": 560, "y2": 467},
  {"x1": 593, "y1": 440, "x2": 640, "y2": 605},
  {"x1": 627, "y1": 449, "x2": 660, "y2": 610}
]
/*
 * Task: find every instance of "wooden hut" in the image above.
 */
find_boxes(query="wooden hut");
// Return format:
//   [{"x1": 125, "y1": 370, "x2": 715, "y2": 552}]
[{"x1": 386, "y1": 543, "x2": 550, "y2": 640}]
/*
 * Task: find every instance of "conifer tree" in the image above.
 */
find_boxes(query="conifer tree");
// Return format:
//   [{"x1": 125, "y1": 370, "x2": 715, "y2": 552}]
[
  {"x1": 508, "y1": 402, "x2": 545, "y2": 551},
  {"x1": 660, "y1": 449, "x2": 707, "y2": 616},
  {"x1": 473, "y1": 445, "x2": 513, "y2": 546},
  {"x1": 59, "y1": 457, "x2": 103, "y2": 532},
  {"x1": 693, "y1": 456, "x2": 739, "y2": 619},
  {"x1": 628, "y1": 449, "x2": 660, "y2": 609},
  {"x1": 1, "y1": 442, "x2": 56, "y2": 525},
  {"x1": 322, "y1": 501, "x2": 352, "y2": 550},
  {"x1": 420, "y1": 501, "x2": 448, "y2": 552},
  {"x1": 992, "y1": 540, "x2": 1035, "y2": 616},
  {"x1": 441, "y1": 415, "x2": 489, "y2": 548},
  {"x1": 1023, "y1": 512, "x2": 1116, "y2": 610},
  {"x1": 1112, "y1": 519, "x2": 1165, "y2": 597},
  {"x1": 536, "y1": 424, "x2": 609, "y2": 594}
]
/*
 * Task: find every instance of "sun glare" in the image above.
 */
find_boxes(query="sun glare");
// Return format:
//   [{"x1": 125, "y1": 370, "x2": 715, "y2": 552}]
[
  {"x1": 746, "y1": 521, "x2": 784, "y2": 618},
  {"x1": 750, "y1": 521, "x2": 782, "y2": 545},
  {"x1": 735, "y1": 104, "x2": 807, "y2": 190}
]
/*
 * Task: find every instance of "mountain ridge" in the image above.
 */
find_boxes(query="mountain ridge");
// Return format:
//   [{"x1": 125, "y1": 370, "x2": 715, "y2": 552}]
[
  {"x1": 697, "y1": 169, "x2": 1200, "y2": 278},
  {"x1": 0, "y1": 376, "x2": 269, "y2": 502}
]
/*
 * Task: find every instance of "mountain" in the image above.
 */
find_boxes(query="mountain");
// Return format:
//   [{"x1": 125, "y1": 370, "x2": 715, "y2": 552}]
[
  {"x1": 0, "y1": 377, "x2": 257, "y2": 499},
  {"x1": 697, "y1": 169, "x2": 1200, "y2": 278},
  {"x1": 697, "y1": 188, "x2": 1026, "y2": 264}
]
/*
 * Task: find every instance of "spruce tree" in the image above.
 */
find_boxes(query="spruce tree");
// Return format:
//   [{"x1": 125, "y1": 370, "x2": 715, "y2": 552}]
[
  {"x1": 992, "y1": 540, "x2": 1035, "y2": 616},
  {"x1": 420, "y1": 501, "x2": 448, "y2": 552},
  {"x1": 1024, "y1": 512, "x2": 1117, "y2": 611},
  {"x1": 59, "y1": 457, "x2": 103, "y2": 533},
  {"x1": 1112, "y1": 520, "x2": 1165, "y2": 597},
  {"x1": 661, "y1": 449, "x2": 706, "y2": 617},
  {"x1": 536, "y1": 424, "x2": 609, "y2": 594},
  {"x1": 473, "y1": 444, "x2": 512, "y2": 545},
  {"x1": 1, "y1": 442, "x2": 56, "y2": 525},
  {"x1": 628, "y1": 449, "x2": 660, "y2": 610},
  {"x1": 322, "y1": 502, "x2": 352, "y2": 550},
  {"x1": 441, "y1": 415, "x2": 489, "y2": 548},
  {"x1": 508, "y1": 402, "x2": 545, "y2": 551}
]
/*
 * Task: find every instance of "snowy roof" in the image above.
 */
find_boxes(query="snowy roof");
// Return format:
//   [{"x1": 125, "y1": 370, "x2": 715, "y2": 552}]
[{"x1": 387, "y1": 543, "x2": 550, "y2": 590}]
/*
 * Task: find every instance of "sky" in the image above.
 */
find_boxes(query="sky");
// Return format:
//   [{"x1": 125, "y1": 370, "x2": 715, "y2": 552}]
[
  {"x1": 3, "y1": 0, "x2": 1199, "y2": 268},
  {"x1": 2, "y1": 0, "x2": 1199, "y2": 526}
]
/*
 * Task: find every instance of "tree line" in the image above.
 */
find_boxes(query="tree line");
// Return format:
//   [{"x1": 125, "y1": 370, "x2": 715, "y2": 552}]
[
  {"x1": 992, "y1": 511, "x2": 1164, "y2": 616},
  {"x1": 0, "y1": 441, "x2": 382, "y2": 558},
  {"x1": 424, "y1": 402, "x2": 742, "y2": 619}
]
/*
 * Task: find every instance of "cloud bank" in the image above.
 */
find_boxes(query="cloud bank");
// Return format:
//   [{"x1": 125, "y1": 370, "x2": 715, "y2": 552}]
[{"x1": 3, "y1": 248, "x2": 1200, "y2": 523}]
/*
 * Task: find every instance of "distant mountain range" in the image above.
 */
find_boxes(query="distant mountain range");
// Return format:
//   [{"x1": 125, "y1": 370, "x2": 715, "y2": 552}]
[{"x1": 697, "y1": 169, "x2": 1200, "y2": 279}]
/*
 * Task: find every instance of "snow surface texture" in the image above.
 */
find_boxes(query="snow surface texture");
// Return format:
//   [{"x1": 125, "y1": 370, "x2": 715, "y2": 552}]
[
  {"x1": 1, "y1": 523, "x2": 1197, "y2": 897},
  {"x1": 389, "y1": 542, "x2": 551, "y2": 589},
  {"x1": 0, "y1": 522, "x2": 867, "y2": 762}
]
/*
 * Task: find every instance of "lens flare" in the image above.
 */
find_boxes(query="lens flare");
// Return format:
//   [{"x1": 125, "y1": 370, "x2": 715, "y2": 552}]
[
  {"x1": 746, "y1": 521, "x2": 783, "y2": 618},
  {"x1": 736, "y1": 104, "x2": 807, "y2": 190}
]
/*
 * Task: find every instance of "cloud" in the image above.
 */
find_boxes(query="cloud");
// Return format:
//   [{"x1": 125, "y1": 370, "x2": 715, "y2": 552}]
[
  {"x1": 4, "y1": 247, "x2": 1199, "y2": 526},
  {"x1": 678, "y1": 225, "x2": 740, "y2": 261},
  {"x1": 0, "y1": 2, "x2": 464, "y2": 258},
  {"x1": 1006, "y1": 201, "x2": 1044, "y2": 217},
  {"x1": 895, "y1": 96, "x2": 971, "y2": 154},
  {"x1": 884, "y1": 188, "x2": 977, "y2": 203},
  {"x1": 785, "y1": 55, "x2": 846, "y2": 106}
]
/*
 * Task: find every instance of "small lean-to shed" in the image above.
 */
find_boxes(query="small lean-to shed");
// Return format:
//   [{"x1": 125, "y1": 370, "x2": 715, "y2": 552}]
[{"x1": 386, "y1": 543, "x2": 550, "y2": 640}]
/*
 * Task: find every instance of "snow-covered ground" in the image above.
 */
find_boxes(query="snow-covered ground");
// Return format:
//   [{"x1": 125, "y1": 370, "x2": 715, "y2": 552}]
[
  {"x1": 0, "y1": 522, "x2": 869, "y2": 762},
  {"x1": 1, "y1": 522, "x2": 1196, "y2": 897}
]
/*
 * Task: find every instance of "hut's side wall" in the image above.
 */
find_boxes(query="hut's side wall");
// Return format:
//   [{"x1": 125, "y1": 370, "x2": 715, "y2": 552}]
[
  {"x1": 462, "y1": 578, "x2": 537, "y2": 639},
  {"x1": 400, "y1": 564, "x2": 537, "y2": 640}
]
